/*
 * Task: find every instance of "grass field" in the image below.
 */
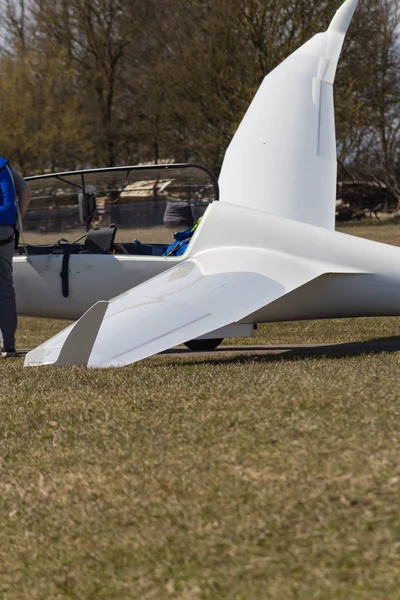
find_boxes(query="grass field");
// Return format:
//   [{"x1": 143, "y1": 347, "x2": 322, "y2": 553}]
[{"x1": 2, "y1": 223, "x2": 400, "y2": 599}]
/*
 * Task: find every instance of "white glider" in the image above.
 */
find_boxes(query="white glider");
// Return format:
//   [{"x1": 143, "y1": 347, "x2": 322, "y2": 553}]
[{"x1": 24, "y1": 0, "x2": 399, "y2": 369}]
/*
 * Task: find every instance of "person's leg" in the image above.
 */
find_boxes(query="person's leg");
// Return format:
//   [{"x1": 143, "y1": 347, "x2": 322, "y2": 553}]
[{"x1": 0, "y1": 230, "x2": 17, "y2": 351}]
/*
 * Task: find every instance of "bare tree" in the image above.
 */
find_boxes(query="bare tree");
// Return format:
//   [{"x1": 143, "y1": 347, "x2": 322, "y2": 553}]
[{"x1": 1, "y1": 0, "x2": 400, "y2": 192}]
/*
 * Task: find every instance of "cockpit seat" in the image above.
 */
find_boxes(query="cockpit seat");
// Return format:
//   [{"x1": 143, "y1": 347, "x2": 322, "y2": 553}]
[{"x1": 84, "y1": 225, "x2": 117, "y2": 253}]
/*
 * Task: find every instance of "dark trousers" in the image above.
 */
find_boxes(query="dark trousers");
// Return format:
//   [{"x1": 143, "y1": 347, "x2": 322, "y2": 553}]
[{"x1": 0, "y1": 226, "x2": 17, "y2": 349}]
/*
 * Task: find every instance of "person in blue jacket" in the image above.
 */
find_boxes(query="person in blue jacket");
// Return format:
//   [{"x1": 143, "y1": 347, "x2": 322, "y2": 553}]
[
  {"x1": 163, "y1": 219, "x2": 201, "y2": 257},
  {"x1": 162, "y1": 201, "x2": 202, "y2": 257},
  {"x1": 0, "y1": 157, "x2": 30, "y2": 357}
]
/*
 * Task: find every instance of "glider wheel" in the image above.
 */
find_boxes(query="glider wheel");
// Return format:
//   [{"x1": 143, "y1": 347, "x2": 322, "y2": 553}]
[{"x1": 184, "y1": 338, "x2": 223, "y2": 351}]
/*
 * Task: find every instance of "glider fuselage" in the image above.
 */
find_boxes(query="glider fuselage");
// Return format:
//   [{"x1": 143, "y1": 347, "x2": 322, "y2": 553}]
[
  {"x1": 14, "y1": 253, "x2": 176, "y2": 320},
  {"x1": 14, "y1": 200, "x2": 400, "y2": 324}
]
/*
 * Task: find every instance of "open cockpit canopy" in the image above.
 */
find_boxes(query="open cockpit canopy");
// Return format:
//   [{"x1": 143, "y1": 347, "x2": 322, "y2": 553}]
[{"x1": 23, "y1": 163, "x2": 219, "y2": 248}]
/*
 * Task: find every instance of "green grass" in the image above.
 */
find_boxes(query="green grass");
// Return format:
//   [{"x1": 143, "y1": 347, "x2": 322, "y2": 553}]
[{"x1": 2, "y1": 223, "x2": 400, "y2": 599}]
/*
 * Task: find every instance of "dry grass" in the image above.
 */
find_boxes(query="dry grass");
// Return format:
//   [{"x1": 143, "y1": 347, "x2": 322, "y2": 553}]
[
  {"x1": 2, "y1": 222, "x2": 400, "y2": 599},
  {"x1": 337, "y1": 220, "x2": 400, "y2": 246}
]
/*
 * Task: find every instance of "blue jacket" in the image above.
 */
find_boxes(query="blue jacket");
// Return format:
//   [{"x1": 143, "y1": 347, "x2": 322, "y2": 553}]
[
  {"x1": 0, "y1": 157, "x2": 17, "y2": 226},
  {"x1": 162, "y1": 218, "x2": 202, "y2": 257},
  {"x1": 163, "y1": 226, "x2": 193, "y2": 257}
]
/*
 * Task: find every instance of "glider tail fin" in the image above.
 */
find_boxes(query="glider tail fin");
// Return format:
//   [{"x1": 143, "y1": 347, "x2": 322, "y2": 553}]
[{"x1": 218, "y1": 0, "x2": 359, "y2": 230}]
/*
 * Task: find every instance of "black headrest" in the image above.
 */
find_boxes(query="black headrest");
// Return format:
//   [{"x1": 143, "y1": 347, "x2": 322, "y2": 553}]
[{"x1": 84, "y1": 225, "x2": 117, "y2": 253}]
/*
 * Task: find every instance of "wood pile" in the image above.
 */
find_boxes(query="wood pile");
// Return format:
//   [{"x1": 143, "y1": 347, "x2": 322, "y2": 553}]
[{"x1": 336, "y1": 181, "x2": 400, "y2": 222}]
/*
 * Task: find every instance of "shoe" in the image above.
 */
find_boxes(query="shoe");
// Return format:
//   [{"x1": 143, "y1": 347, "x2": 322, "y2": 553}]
[{"x1": 1, "y1": 348, "x2": 17, "y2": 358}]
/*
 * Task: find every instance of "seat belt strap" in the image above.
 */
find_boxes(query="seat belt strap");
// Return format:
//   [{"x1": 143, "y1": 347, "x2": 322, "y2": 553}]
[{"x1": 60, "y1": 246, "x2": 71, "y2": 298}]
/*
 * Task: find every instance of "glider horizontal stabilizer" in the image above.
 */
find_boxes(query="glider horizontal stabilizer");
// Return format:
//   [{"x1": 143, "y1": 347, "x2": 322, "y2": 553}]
[
  {"x1": 25, "y1": 254, "x2": 326, "y2": 368},
  {"x1": 86, "y1": 251, "x2": 327, "y2": 367}
]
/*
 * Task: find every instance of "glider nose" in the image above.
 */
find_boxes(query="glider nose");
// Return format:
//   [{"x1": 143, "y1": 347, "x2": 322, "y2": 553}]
[{"x1": 328, "y1": 0, "x2": 359, "y2": 35}]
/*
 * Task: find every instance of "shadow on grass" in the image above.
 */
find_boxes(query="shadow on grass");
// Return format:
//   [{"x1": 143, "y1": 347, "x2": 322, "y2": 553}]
[{"x1": 161, "y1": 337, "x2": 400, "y2": 365}]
